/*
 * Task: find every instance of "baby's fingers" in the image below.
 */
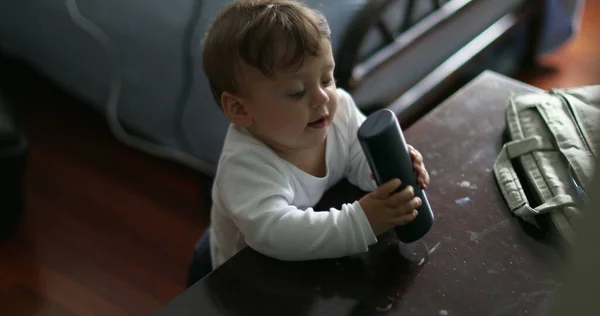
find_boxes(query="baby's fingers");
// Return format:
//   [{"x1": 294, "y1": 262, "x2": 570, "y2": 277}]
[
  {"x1": 393, "y1": 210, "x2": 418, "y2": 226},
  {"x1": 372, "y1": 178, "x2": 401, "y2": 199},
  {"x1": 414, "y1": 163, "x2": 429, "y2": 189},
  {"x1": 388, "y1": 185, "x2": 415, "y2": 206},
  {"x1": 404, "y1": 196, "x2": 422, "y2": 210},
  {"x1": 408, "y1": 146, "x2": 423, "y2": 163},
  {"x1": 418, "y1": 177, "x2": 428, "y2": 189}
]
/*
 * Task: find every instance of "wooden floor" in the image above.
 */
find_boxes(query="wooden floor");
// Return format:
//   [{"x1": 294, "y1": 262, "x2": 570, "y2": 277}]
[
  {"x1": 0, "y1": 1, "x2": 598, "y2": 315},
  {"x1": 0, "y1": 71, "x2": 213, "y2": 315},
  {"x1": 516, "y1": 0, "x2": 600, "y2": 89},
  {"x1": 0, "y1": 63, "x2": 212, "y2": 314}
]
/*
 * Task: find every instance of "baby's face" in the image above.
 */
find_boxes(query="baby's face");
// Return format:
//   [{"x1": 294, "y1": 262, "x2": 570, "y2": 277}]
[{"x1": 237, "y1": 39, "x2": 338, "y2": 153}]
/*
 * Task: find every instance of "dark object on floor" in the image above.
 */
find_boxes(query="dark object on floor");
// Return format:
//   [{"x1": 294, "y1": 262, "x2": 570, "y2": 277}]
[{"x1": 0, "y1": 92, "x2": 28, "y2": 240}]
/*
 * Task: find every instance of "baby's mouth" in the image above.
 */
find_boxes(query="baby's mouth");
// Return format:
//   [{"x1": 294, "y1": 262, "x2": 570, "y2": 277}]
[{"x1": 307, "y1": 116, "x2": 328, "y2": 129}]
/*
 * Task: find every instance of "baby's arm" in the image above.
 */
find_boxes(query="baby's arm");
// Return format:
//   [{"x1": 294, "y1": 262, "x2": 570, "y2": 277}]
[{"x1": 216, "y1": 153, "x2": 377, "y2": 261}]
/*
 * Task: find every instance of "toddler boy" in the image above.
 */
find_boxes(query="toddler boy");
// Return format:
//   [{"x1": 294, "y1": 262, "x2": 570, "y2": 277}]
[{"x1": 187, "y1": 0, "x2": 430, "y2": 286}]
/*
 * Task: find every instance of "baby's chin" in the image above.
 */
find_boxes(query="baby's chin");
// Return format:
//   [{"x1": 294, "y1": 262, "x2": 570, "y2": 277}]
[{"x1": 303, "y1": 126, "x2": 329, "y2": 145}]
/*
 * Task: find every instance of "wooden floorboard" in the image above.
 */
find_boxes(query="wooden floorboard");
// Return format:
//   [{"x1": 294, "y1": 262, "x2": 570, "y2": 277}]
[{"x1": 0, "y1": 1, "x2": 598, "y2": 314}]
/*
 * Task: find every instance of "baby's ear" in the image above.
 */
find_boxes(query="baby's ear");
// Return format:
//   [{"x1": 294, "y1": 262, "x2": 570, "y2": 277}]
[{"x1": 221, "y1": 91, "x2": 251, "y2": 127}]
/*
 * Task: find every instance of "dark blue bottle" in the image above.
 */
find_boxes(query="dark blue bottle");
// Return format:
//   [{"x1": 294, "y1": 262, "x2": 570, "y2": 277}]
[{"x1": 357, "y1": 109, "x2": 434, "y2": 243}]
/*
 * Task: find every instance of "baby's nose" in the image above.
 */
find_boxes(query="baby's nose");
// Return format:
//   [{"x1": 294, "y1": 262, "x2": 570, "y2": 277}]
[{"x1": 311, "y1": 88, "x2": 329, "y2": 107}]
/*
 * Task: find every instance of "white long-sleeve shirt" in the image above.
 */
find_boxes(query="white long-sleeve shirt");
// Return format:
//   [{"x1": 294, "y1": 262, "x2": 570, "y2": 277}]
[{"x1": 209, "y1": 88, "x2": 377, "y2": 268}]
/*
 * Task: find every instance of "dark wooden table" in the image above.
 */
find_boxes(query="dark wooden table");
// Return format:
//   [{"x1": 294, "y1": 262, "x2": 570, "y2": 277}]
[{"x1": 156, "y1": 71, "x2": 564, "y2": 316}]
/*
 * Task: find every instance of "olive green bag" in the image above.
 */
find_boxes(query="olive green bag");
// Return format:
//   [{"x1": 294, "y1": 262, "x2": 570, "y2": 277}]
[{"x1": 493, "y1": 85, "x2": 600, "y2": 247}]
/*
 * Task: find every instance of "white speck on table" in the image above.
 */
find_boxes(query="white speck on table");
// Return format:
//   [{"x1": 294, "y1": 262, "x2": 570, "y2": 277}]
[
  {"x1": 459, "y1": 181, "x2": 478, "y2": 189},
  {"x1": 376, "y1": 303, "x2": 393, "y2": 312},
  {"x1": 428, "y1": 241, "x2": 442, "y2": 255},
  {"x1": 439, "y1": 309, "x2": 449, "y2": 315},
  {"x1": 455, "y1": 197, "x2": 471, "y2": 206}
]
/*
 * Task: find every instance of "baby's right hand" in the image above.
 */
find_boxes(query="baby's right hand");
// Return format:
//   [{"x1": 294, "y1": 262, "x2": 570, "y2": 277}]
[{"x1": 359, "y1": 179, "x2": 421, "y2": 236}]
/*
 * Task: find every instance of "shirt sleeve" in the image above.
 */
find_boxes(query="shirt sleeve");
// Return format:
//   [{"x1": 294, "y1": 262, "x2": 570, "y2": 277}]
[
  {"x1": 338, "y1": 89, "x2": 378, "y2": 192},
  {"x1": 216, "y1": 152, "x2": 378, "y2": 261}
]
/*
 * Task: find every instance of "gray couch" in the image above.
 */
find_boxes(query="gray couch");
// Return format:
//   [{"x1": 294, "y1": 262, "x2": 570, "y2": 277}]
[{"x1": 0, "y1": 0, "x2": 543, "y2": 176}]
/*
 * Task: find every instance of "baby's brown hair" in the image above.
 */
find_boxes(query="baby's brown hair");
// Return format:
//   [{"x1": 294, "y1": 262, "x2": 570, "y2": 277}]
[{"x1": 202, "y1": 0, "x2": 331, "y2": 107}]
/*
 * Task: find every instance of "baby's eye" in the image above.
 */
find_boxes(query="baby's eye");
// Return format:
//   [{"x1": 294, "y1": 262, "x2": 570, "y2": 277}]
[
  {"x1": 288, "y1": 90, "x2": 305, "y2": 99},
  {"x1": 322, "y1": 78, "x2": 336, "y2": 86}
]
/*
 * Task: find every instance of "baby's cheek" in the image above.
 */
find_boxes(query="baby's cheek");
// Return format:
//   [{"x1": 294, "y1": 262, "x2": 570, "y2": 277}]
[
  {"x1": 271, "y1": 114, "x2": 305, "y2": 132},
  {"x1": 329, "y1": 90, "x2": 339, "y2": 105},
  {"x1": 327, "y1": 96, "x2": 339, "y2": 117}
]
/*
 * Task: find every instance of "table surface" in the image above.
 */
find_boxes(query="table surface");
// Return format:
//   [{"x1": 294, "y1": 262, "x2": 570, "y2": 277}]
[{"x1": 156, "y1": 71, "x2": 564, "y2": 316}]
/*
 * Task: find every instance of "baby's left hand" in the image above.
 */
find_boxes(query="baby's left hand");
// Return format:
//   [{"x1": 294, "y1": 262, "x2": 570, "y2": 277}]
[{"x1": 407, "y1": 144, "x2": 430, "y2": 189}]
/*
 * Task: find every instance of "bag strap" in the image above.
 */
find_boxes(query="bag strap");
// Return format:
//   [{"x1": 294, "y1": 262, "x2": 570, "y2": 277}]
[{"x1": 493, "y1": 136, "x2": 577, "y2": 217}]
